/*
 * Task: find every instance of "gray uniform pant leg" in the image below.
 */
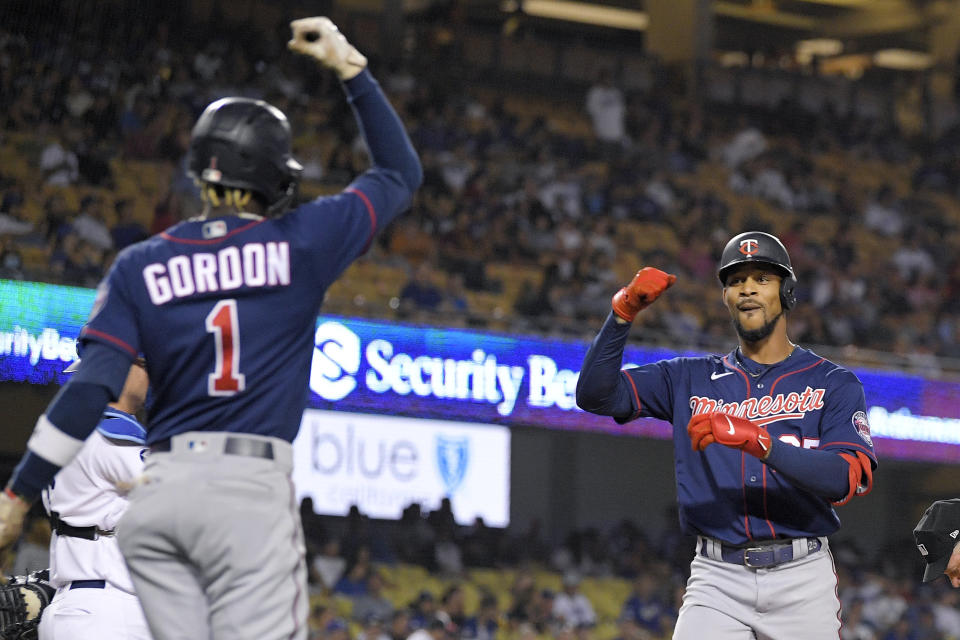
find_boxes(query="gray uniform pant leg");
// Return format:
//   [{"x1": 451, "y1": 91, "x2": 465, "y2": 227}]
[
  {"x1": 118, "y1": 434, "x2": 308, "y2": 640},
  {"x1": 674, "y1": 539, "x2": 840, "y2": 640}
]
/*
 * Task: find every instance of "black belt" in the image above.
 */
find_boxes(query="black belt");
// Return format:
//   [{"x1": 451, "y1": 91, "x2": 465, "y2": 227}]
[
  {"x1": 70, "y1": 580, "x2": 105, "y2": 589},
  {"x1": 150, "y1": 436, "x2": 274, "y2": 460},
  {"x1": 700, "y1": 537, "x2": 822, "y2": 569},
  {"x1": 49, "y1": 511, "x2": 114, "y2": 541}
]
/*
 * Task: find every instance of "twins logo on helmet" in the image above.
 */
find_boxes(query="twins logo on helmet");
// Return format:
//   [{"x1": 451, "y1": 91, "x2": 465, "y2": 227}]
[{"x1": 719, "y1": 231, "x2": 798, "y2": 311}]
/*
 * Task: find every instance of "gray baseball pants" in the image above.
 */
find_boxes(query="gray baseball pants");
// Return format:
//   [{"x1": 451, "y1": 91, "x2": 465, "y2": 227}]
[
  {"x1": 674, "y1": 537, "x2": 840, "y2": 640},
  {"x1": 117, "y1": 432, "x2": 308, "y2": 640}
]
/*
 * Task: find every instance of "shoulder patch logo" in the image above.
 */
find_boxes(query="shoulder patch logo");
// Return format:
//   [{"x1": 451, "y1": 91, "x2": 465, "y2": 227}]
[
  {"x1": 918, "y1": 543, "x2": 928, "y2": 556},
  {"x1": 852, "y1": 410, "x2": 872, "y2": 446},
  {"x1": 951, "y1": 530, "x2": 959, "y2": 539}
]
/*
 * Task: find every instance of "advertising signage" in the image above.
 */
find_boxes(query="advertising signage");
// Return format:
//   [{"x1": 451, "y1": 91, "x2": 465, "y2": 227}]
[
  {"x1": 1, "y1": 279, "x2": 958, "y2": 462},
  {"x1": 292, "y1": 410, "x2": 510, "y2": 525}
]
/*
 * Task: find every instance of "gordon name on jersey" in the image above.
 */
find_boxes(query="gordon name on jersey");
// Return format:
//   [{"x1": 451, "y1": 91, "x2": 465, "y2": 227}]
[{"x1": 143, "y1": 241, "x2": 291, "y2": 305}]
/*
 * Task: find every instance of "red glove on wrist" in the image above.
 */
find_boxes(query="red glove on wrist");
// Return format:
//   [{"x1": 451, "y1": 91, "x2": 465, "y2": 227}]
[
  {"x1": 611, "y1": 267, "x2": 677, "y2": 322},
  {"x1": 687, "y1": 412, "x2": 772, "y2": 459}
]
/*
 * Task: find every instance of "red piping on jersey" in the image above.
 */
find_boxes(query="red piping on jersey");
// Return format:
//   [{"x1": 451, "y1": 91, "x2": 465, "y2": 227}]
[
  {"x1": 160, "y1": 219, "x2": 266, "y2": 245},
  {"x1": 768, "y1": 358, "x2": 826, "y2": 396},
  {"x1": 741, "y1": 453, "x2": 752, "y2": 540},
  {"x1": 722, "y1": 356, "x2": 752, "y2": 400},
  {"x1": 822, "y1": 441, "x2": 876, "y2": 460},
  {"x1": 288, "y1": 478, "x2": 303, "y2": 639},
  {"x1": 824, "y1": 440, "x2": 874, "y2": 451},
  {"x1": 725, "y1": 355, "x2": 754, "y2": 540},
  {"x1": 345, "y1": 187, "x2": 378, "y2": 253},
  {"x1": 81, "y1": 328, "x2": 137, "y2": 357},
  {"x1": 830, "y1": 544, "x2": 842, "y2": 637},
  {"x1": 762, "y1": 466, "x2": 776, "y2": 538},
  {"x1": 621, "y1": 370, "x2": 643, "y2": 420}
]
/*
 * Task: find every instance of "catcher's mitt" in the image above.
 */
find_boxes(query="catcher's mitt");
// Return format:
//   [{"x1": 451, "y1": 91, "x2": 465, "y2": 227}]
[{"x1": 0, "y1": 569, "x2": 55, "y2": 640}]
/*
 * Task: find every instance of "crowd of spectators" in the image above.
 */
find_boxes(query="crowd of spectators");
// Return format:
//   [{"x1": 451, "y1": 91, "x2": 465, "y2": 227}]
[
  {"x1": 4, "y1": 7, "x2": 960, "y2": 638},
  {"x1": 6, "y1": 493, "x2": 954, "y2": 640},
  {"x1": 289, "y1": 498, "x2": 951, "y2": 640},
  {"x1": 4, "y1": 5, "x2": 960, "y2": 377}
]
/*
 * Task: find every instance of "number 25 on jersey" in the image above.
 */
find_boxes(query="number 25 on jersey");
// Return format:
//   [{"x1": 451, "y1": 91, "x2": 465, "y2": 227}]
[{"x1": 206, "y1": 300, "x2": 246, "y2": 396}]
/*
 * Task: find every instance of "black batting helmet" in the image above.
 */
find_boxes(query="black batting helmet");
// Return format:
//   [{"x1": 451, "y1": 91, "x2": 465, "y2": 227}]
[
  {"x1": 717, "y1": 231, "x2": 797, "y2": 310},
  {"x1": 188, "y1": 97, "x2": 303, "y2": 216}
]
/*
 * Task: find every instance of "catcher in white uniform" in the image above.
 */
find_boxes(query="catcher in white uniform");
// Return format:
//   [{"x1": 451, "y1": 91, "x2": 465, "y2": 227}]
[{"x1": 37, "y1": 355, "x2": 151, "y2": 640}]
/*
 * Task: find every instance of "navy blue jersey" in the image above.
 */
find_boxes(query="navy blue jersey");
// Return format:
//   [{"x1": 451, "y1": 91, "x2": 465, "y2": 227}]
[
  {"x1": 80, "y1": 172, "x2": 403, "y2": 444},
  {"x1": 619, "y1": 346, "x2": 875, "y2": 544},
  {"x1": 7, "y1": 70, "x2": 421, "y2": 503}
]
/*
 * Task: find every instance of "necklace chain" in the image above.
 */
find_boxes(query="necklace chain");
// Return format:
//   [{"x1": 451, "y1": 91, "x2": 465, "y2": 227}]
[{"x1": 737, "y1": 344, "x2": 797, "y2": 378}]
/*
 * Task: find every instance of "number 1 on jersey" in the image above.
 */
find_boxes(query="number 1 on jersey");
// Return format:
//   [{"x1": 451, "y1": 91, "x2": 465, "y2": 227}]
[{"x1": 206, "y1": 300, "x2": 246, "y2": 396}]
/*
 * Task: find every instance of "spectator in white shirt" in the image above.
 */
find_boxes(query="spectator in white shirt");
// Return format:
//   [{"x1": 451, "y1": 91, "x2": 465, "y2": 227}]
[
  {"x1": 39, "y1": 129, "x2": 80, "y2": 187},
  {"x1": 0, "y1": 191, "x2": 33, "y2": 236},
  {"x1": 311, "y1": 538, "x2": 347, "y2": 592},
  {"x1": 863, "y1": 186, "x2": 904, "y2": 237},
  {"x1": 72, "y1": 194, "x2": 114, "y2": 251},
  {"x1": 891, "y1": 233, "x2": 935, "y2": 281},
  {"x1": 586, "y1": 70, "x2": 627, "y2": 147},
  {"x1": 552, "y1": 571, "x2": 596, "y2": 630},
  {"x1": 721, "y1": 119, "x2": 767, "y2": 168}
]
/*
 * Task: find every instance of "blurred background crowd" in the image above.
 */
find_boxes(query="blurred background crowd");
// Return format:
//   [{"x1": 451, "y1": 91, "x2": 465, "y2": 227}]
[
  {"x1": 7, "y1": 496, "x2": 956, "y2": 640},
  {"x1": 3, "y1": 0, "x2": 960, "y2": 637},
  {"x1": 3, "y1": 0, "x2": 960, "y2": 379}
]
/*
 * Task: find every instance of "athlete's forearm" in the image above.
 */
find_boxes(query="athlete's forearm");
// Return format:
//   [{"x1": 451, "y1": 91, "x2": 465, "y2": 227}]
[
  {"x1": 342, "y1": 70, "x2": 422, "y2": 195},
  {"x1": 8, "y1": 343, "x2": 130, "y2": 501},
  {"x1": 9, "y1": 382, "x2": 112, "y2": 500},
  {"x1": 576, "y1": 312, "x2": 634, "y2": 416},
  {"x1": 763, "y1": 440, "x2": 850, "y2": 500}
]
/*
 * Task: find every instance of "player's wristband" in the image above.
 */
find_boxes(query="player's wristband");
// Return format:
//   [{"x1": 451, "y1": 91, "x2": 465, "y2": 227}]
[
  {"x1": 3, "y1": 488, "x2": 26, "y2": 505},
  {"x1": 8, "y1": 451, "x2": 61, "y2": 504}
]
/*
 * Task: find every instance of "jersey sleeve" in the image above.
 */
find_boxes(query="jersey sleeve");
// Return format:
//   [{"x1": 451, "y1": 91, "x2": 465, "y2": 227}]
[
  {"x1": 80, "y1": 259, "x2": 141, "y2": 359},
  {"x1": 619, "y1": 359, "x2": 677, "y2": 423},
  {"x1": 817, "y1": 369, "x2": 877, "y2": 465},
  {"x1": 280, "y1": 172, "x2": 406, "y2": 286}
]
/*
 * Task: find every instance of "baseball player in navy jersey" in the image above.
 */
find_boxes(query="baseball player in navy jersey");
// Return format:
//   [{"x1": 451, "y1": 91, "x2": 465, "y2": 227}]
[
  {"x1": 576, "y1": 231, "x2": 876, "y2": 639},
  {"x1": 0, "y1": 16, "x2": 421, "y2": 640},
  {"x1": 38, "y1": 354, "x2": 151, "y2": 639}
]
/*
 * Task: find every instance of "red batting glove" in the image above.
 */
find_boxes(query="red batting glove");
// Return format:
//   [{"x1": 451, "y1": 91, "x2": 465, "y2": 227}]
[
  {"x1": 611, "y1": 267, "x2": 677, "y2": 322},
  {"x1": 687, "y1": 412, "x2": 772, "y2": 459}
]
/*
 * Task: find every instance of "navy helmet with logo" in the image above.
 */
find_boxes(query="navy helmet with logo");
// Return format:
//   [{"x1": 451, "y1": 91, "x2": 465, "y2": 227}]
[
  {"x1": 187, "y1": 97, "x2": 304, "y2": 217},
  {"x1": 717, "y1": 231, "x2": 797, "y2": 310}
]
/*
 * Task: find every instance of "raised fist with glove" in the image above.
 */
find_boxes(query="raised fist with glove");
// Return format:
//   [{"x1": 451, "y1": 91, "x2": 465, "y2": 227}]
[
  {"x1": 612, "y1": 267, "x2": 677, "y2": 323},
  {"x1": 288, "y1": 17, "x2": 368, "y2": 80},
  {"x1": 687, "y1": 412, "x2": 772, "y2": 459}
]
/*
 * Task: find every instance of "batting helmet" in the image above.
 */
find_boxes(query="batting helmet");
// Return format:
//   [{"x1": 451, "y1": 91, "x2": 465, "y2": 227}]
[
  {"x1": 188, "y1": 97, "x2": 303, "y2": 216},
  {"x1": 717, "y1": 231, "x2": 797, "y2": 311}
]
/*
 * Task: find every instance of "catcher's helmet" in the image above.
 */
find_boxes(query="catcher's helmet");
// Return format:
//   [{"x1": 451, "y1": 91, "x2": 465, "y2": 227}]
[
  {"x1": 188, "y1": 97, "x2": 303, "y2": 216},
  {"x1": 717, "y1": 231, "x2": 797, "y2": 311}
]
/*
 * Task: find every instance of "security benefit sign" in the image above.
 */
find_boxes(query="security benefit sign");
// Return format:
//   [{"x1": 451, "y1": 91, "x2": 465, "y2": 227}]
[
  {"x1": 292, "y1": 409, "x2": 511, "y2": 526},
  {"x1": 7, "y1": 279, "x2": 960, "y2": 464},
  {"x1": 305, "y1": 317, "x2": 653, "y2": 433}
]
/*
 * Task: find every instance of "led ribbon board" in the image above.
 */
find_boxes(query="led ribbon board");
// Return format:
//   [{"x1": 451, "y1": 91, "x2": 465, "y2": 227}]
[{"x1": 0, "y1": 279, "x2": 956, "y2": 462}]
